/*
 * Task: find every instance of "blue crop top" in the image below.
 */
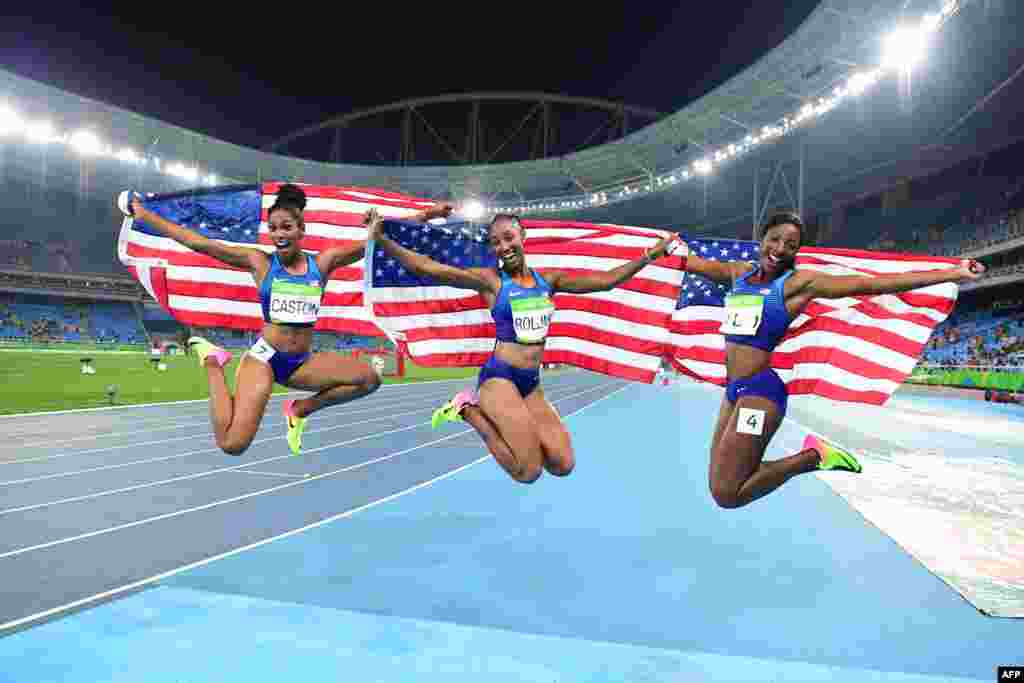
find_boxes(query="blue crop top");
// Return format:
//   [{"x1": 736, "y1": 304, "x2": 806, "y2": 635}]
[
  {"x1": 492, "y1": 269, "x2": 555, "y2": 345},
  {"x1": 721, "y1": 265, "x2": 795, "y2": 351},
  {"x1": 259, "y1": 253, "x2": 324, "y2": 327}
]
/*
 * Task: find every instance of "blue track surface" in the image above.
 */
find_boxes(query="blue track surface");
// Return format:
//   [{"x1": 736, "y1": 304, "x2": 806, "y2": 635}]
[{"x1": 0, "y1": 372, "x2": 1018, "y2": 682}]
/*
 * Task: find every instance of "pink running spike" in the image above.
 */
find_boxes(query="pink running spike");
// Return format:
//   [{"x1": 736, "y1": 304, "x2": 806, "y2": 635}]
[
  {"x1": 802, "y1": 434, "x2": 822, "y2": 454},
  {"x1": 210, "y1": 348, "x2": 233, "y2": 368},
  {"x1": 451, "y1": 389, "x2": 479, "y2": 413}
]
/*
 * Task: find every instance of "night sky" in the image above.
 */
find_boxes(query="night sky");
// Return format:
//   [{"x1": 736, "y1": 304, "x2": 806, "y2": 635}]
[{"x1": 1, "y1": 1, "x2": 818, "y2": 159}]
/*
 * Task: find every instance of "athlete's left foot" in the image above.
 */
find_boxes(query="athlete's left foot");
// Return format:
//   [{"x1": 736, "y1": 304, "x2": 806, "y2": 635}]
[
  {"x1": 431, "y1": 389, "x2": 478, "y2": 429},
  {"x1": 804, "y1": 434, "x2": 863, "y2": 473},
  {"x1": 187, "y1": 336, "x2": 232, "y2": 369},
  {"x1": 283, "y1": 399, "x2": 307, "y2": 456}
]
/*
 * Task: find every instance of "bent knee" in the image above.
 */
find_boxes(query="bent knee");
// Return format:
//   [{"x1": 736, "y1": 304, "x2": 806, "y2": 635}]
[
  {"x1": 511, "y1": 463, "x2": 543, "y2": 484},
  {"x1": 710, "y1": 482, "x2": 743, "y2": 509},
  {"x1": 219, "y1": 439, "x2": 252, "y2": 457},
  {"x1": 544, "y1": 451, "x2": 575, "y2": 477}
]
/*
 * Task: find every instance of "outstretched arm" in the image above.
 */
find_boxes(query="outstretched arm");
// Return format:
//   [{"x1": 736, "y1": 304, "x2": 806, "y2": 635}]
[
  {"x1": 318, "y1": 203, "x2": 455, "y2": 276},
  {"x1": 365, "y1": 208, "x2": 496, "y2": 295},
  {"x1": 683, "y1": 254, "x2": 753, "y2": 285},
  {"x1": 794, "y1": 258, "x2": 984, "y2": 299},
  {"x1": 130, "y1": 197, "x2": 266, "y2": 273},
  {"x1": 544, "y1": 234, "x2": 682, "y2": 294}
]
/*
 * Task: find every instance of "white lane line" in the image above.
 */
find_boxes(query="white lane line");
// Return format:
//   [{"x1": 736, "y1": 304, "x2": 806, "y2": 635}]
[
  {"x1": 233, "y1": 470, "x2": 309, "y2": 479},
  {"x1": 0, "y1": 376, "x2": 477, "y2": 420},
  {"x1": 0, "y1": 380, "x2": 606, "y2": 489},
  {"x1": 0, "y1": 419, "x2": 442, "y2": 517},
  {"x1": 0, "y1": 386, "x2": 466, "y2": 451},
  {"x1": 0, "y1": 372, "x2": 590, "y2": 450},
  {"x1": 0, "y1": 388, "x2": 466, "y2": 465},
  {"x1": 0, "y1": 381, "x2": 621, "y2": 560},
  {"x1": 0, "y1": 380, "x2": 627, "y2": 633},
  {"x1": 0, "y1": 404, "x2": 437, "y2": 488}
]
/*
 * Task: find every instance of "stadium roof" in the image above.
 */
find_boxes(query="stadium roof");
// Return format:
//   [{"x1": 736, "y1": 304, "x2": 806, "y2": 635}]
[
  {"x1": 1, "y1": 0, "x2": 1019, "y2": 236},
  {"x1": 570, "y1": 0, "x2": 1024, "y2": 236}
]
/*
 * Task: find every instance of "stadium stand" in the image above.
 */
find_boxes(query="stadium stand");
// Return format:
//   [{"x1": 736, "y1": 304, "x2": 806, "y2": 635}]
[
  {"x1": 922, "y1": 300, "x2": 1024, "y2": 367},
  {"x1": 0, "y1": 293, "x2": 145, "y2": 343}
]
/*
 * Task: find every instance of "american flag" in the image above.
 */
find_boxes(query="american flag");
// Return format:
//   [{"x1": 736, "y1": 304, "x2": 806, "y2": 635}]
[
  {"x1": 119, "y1": 182, "x2": 958, "y2": 399},
  {"x1": 118, "y1": 182, "x2": 433, "y2": 336},
  {"x1": 369, "y1": 218, "x2": 687, "y2": 383},
  {"x1": 670, "y1": 238, "x2": 961, "y2": 405},
  {"x1": 118, "y1": 182, "x2": 686, "y2": 383}
]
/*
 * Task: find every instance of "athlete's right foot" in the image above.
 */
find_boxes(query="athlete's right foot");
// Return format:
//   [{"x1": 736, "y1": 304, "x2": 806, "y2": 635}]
[
  {"x1": 431, "y1": 389, "x2": 478, "y2": 429},
  {"x1": 186, "y1": 336, "x2": 232, "y2": 369},
  {"x1": 804, "y1": 434, "x2": 863, "y2": 473},
  {"x1": 283, "y1": 399, "x2": 307, "y2": 456}
]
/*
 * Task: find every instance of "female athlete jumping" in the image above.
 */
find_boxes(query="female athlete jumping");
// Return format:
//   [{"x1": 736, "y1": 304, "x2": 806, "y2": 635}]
[
  {"x1": 366, "y1": 209, "x2": 677, "y2": 483},
  {"x1": 120, "y1": 184, "x2": 447, "y2": 456},
  {"x1": 683, "y1": 211, "x2": 984, "y2": 508}
]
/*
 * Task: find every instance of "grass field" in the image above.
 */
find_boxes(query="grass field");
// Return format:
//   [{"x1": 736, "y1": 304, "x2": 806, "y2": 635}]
[{"x1": 0, "y1": 351, "x2": 477, "y2": 415}]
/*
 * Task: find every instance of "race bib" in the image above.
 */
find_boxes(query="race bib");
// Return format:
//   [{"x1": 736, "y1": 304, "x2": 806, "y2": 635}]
[
  {"x1": 247, "y1": 337, "x2": 276, "y2": 363},
  {"x1": 269, "y1": 279, "x2": 322, "y2": 324},
  {"x1": 511, "y1": 295, "x2": 555, "y2": 344},
  {"x1": 720, "y1": 294, "x2": 764, "y2": 336}
]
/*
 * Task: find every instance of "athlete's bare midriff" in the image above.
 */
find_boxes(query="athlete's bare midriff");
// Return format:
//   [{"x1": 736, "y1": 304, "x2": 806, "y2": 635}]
[
  {"x1": 725, "y1": 343, "x2": 773, "y2": 383},
  {"x1": 261, "y1": 323, "x2": 315, "y2": 354},
  {"x1": 492, "y1": 339, "x2": 545, "y2": 370}
]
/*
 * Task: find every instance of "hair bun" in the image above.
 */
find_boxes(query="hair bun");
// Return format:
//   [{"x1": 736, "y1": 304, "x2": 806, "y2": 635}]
[{"x1": 274, "y1": 183, "x2": 307, "y2": 211}]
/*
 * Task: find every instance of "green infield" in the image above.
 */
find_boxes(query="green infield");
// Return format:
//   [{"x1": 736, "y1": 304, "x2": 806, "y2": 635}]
[{"x1": 0, "y1": 351, "x2": 476, "y2": 415}]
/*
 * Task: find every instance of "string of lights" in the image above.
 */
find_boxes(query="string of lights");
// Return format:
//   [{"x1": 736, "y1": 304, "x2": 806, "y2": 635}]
[{"x1": 0, "y1": 1, "x2": 960, "y2": 220}]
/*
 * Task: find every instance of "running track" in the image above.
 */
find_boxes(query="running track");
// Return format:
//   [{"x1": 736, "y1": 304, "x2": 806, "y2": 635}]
[{"x1": 0, "y1": 371, "x2": 1018, "y2": 682}]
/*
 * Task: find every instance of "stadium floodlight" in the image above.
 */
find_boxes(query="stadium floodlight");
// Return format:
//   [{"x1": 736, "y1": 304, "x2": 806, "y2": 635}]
[
  {"x1": 847, "y1": 72, "x2": 873, "y2": 96},
  {"x1": 117, "y1": 147, "x2": 140, "y2": 163},
  {"x1": 882, "y1": 26, "x2": 929, "y2": 72},
  {"x1": 25, "y1": 120, "x2": 57, "y2": 143},
  {"x1": 460, "y1": 199, "x2": 485, "y2": 220},
  {"x1": 69, "y1": 130, "x2": 104, "y2": 156},
  {"x1": 694, "y1": 159, "x2": 712, "y2": 175},
  {"x1": 168, "y1": 163, "x2": 199, "y2": 181},
  {"x1": 0, "y1": 106, "x2": 21, "y2": 136}
]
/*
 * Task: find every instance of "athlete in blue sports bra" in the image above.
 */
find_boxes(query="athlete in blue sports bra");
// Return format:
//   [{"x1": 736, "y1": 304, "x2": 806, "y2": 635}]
[
  {"x1": 680, "y1": 211, "x2": 984, "y2": 509},
  {"x1": 366, "y1": 209, "x2": 677, "y2": 484},
  {"x1": 121, "y1": 184, "x2": 450, "y2": 457}
]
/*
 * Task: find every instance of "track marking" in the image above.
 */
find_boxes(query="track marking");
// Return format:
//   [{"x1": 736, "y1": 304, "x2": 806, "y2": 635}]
[
  {"x1": 0, "y1": 380, "x2": 595, "y2": 486},
  {"x1": 0, "y1": 405, "x2": 436, "y2": 488},
  {"x1": 0, "y1": 389, "x2": 469, "y2": 464},
  {"x1": 0, "y1": 380, "x2": 627, "y2": 633},
  {"x1": 0, "y1": 381, "x2": 620, "y2": 560},
  {"x1": 0, "y1": 388, "x2": 466, "y2": 450},
  {"x1": 0, "y1": 376, "x2": 475, "y2": 420},
  {"x1": 233, "y1": 470, "x2": 309, "y2": 479},
  {"x1": 0, "y1": 419, "x2": 448, "y2": 517}
]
